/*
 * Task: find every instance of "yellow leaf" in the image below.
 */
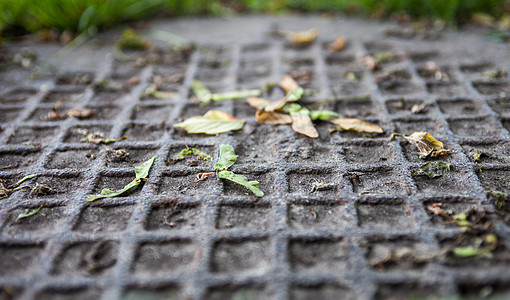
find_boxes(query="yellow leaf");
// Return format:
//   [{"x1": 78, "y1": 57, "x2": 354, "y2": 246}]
[
  {"x1": 286, "y1": 28, "x2": 319, "y2": 46},
  {"x1": 291, "y1": 113, "x2": 319, "y2": 138},
  {"x1": 256, "y1": 110, "x2": 292, "y2": 125},
  {"x1": 173, "y1": 110, "x2": 245, "y2": 135},
  {"x1": 280, "y1": 74, "x2": 299, "y2": 93},
  {"x1": 403, "y1": 131, "x2": 445, "y2": 155},
  {"x1": 329, "y1": 36, "x2": 346, "y2": 52},
  {"x1": 330, "y1": 117, "x2": 383, "y2": 133}
]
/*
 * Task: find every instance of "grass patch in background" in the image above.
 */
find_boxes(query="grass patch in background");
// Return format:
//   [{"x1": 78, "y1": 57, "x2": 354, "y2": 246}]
[{"x1": 0, "y1": 0, "x2": 508, "y2": 37}]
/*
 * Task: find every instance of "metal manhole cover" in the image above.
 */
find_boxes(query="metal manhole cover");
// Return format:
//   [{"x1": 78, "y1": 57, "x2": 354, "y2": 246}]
[{"x1": 0, "y1": 15, "x2": 509, "y2": 300}]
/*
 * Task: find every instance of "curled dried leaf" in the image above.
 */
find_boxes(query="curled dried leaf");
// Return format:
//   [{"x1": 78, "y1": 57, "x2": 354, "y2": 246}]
[
  {"x1": 195, "y1": 172, "x2": 215, "y2": 182},
  {"x1": 330, "y1": 117, "x2": 383, "y2": 133},
  {"x1": 403, "y1": 131, "x2": 447, "y2": 157},
  {"x1": 67, "y1": 108, "x2": 96, "y2": 118},
  {"x1": 291, "y1": 113, "x2": 319, "y2": 138},
  {"x1": 246, "y1": 97, "x2": 270, "y2": 110},
  {"x1": 280, "y1": 74, "x2": 299, "y2": 93},
  {"x1": 256, "y1": 110, "x2": 292, "y2": 125},
  {"x1": 286, "y1": 28, "x2": 319, "y2": 46},
  {"x1": 329, "y1": 36, "x2": 347, "y2": 52}
]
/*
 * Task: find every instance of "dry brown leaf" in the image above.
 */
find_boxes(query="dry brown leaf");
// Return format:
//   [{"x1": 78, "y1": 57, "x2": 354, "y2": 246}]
[
  {"x1": 330, "y1": 117, "x2": 383, "y2": 133},
  {"x1": 246, "y1": 97, "x2": 270, "y2": 110},
  {"x1": 256, "y1": 110, "x2": 292, "y2": 125},
  {"x1": 280, "y1": 74, "x2": 299, "y2": 93},
  {"x1": 264, "y1": 98, "x2": 291, "y2": 112},
  {"x1": 67, "y1": 108, "x2": 96, "y2": 119},
  {"x1": 403, "y1": 131, "x2": 447, "y2": 157},
  {"x1": 291, "y1": 113, "x2": 319, "y2": 138},
  {"x1": 286, "y1": 29, "x2": 319, "y2": 46},
  {"x1": 359, "y1": 55, "x2": 378, "y2": 71},
  {"x1": 329, "y1": 36, "x2": 347, "y2": 52}
]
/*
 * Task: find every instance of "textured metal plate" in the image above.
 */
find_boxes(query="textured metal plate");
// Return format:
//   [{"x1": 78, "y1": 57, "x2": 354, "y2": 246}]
[{"x1": 0, "y1": 15, "x2": 510, "y2": 300}]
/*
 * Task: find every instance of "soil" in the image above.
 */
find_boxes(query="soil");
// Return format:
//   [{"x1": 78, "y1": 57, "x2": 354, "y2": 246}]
[
  {"x1": 210, "y1": 238, "x2": 270, "y2": 273},
  {"x1": 3, "y1": 206, "x2": 66, "y2": 236},
  {"x1": 52, "y1": 240, "x2": 118, "y2": 275},
  {"x1": 146, "y1": 202, "x2": 201, "y2": 231},
  {"x1": 73, "y1": 204, "x2": 134, "y2": 233},
  {"x1": 36, "y1": 287, "x2": 103, "y2": 300},
  {"x1": 0, "y1": 243, "x2": 44, "y2": 276},
  {"x1": 215, "y1": 203, "x2": 271, "y2": 230}
]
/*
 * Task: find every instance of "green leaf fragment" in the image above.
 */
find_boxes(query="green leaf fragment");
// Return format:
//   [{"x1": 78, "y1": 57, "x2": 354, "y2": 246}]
[
  {"x1": 452, "y1": 213, "x2": 471, "y2": 227},
  {"x1": 15, "y1": 174, "x2": 36, "y2": 186},
  {"x1": 211, "y1": 89, "x2": 261, "y2": 101},
  {"x1": 15, "y1": 205, "x2": 43, "y2": 223},
  {"x1": 346, "y1": 72, "x2": 358, "y2": 83},
  {"x1": 309, "y1": 110, "x2": 339, "y2": 121},
  {"x1": 415, "y1": 161, "x2": 450, "y2": 178},
  {"x1": 453, "y1": 246, "x2": 485, "y2": 258},
  {"x1": 217, "y1": 170, "x2": 264, "y2": 197},
  {"x1": 192, "y1": 80, "x2": 212, "y2": 103},
  {"x1": 285, "y1": 86, "x2": 304, "y2": 101},
  {"x1": 173, "y1": 148, "x2": 212, "y2": 161},
  {"x1": 87, "y1": 156, "x2": 155, "y2": 202},
  {"x1": 214, "y1": 144, "x2": 238, "y2": 170}
]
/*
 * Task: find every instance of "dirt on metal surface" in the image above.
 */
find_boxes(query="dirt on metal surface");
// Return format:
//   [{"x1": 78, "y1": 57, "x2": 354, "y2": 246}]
[{"x1": 1, "y1": 15, "x2": 510, "y2": 300}]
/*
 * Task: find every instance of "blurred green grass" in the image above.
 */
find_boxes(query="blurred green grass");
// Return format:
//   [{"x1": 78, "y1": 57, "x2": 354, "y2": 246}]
[{"x1": 0, "y1": 0, "x2": 508, "y2": 36}]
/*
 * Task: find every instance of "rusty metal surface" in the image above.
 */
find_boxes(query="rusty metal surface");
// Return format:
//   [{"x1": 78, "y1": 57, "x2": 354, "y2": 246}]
[{"x1": 0, "y1": 15, "x2": 510, "y2": 300}]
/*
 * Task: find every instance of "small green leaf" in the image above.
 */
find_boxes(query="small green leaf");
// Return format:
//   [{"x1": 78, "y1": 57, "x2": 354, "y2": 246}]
[
  {"x1": 15, "y1": 205, "x2": 43, "y2": 222},
  {"x1": 453, "y1": 246, "x2": 484, "y2": 258},
  {"x1": 173, "y1": 148, "x2": 212, "y2": 161},
  {"x1": 15, "y1": 174, "x2": 36, "y2": 186},
  {"x1": 217, "y1": 170, "x2": 264, "y2": 197},
  {"x1": 309, "y1": 110, "x2": 339, "y2": 121},
  {"x1": 173, "y1": 110, "x2": 245, "y2": 135},
  {"x1": 192, "y1": 80, "x2": 212, "y2": 103},
  {"x1": 346, "y1": 72, "x2": 358, "y2": 83},
  {"x1": 87, "y1": 156, "x2": 155, "y2": 202},
  {"x1": 415, "y1": 161, "x2": 450, "y2": 178},
  {"x1": 211, "y1": 89, "x2": 261, "y2": 101},
  {"x1": 214, "y1": 144, "x2": 238, "y2": 170},
  {"x1": 285, "y1": 86, "x2": 304, "y2": 101},
  {"x1": 452, "y1": 213, "x2": 471, "y2": 226}
]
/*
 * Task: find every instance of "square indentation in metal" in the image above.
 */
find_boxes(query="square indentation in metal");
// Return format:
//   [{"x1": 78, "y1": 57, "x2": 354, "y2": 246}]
[
  {"x1": 413, "y1": 167, "x2": 473, "y2": 196},
  {"x1": 487, "y1": 97, "x2": 510, "y2": 117},
  {"x1": 158, "y1": 171, "x2": 222, "y2": 197},
  {"x1": 132, "y1": 240, "x2": 196, "y2": 275},
  {"x1": 357, "y1": 201, "x2": 414, "y2": 229},
  {"x1": 46, "y1": 147, "x2": 98, "y2": 169},
  {"x1": 64, "y1": 125, "x2": 113, "y2": 143},
  {"x1": 477, "y1": 167, "x2": 510, "y2": 194},
  {"x1": 56, "y1": 72, "x2": 94, "y2": 86},
  {"x1": 0, "y1": 107, "x2": 22, "y2": 123},
  {"x1": 52, "y1": 240, "x2": 118, "y2": 276},
  {"x1": 385, "y1": 98, "x2": 433, "y2": 117},
  {"x1": 426, "y1": 82, "x2": 468, "y2": 97},
  {"x1": 0, "y1": 149, "x2": 41, "y2": 170},
  {"x1": 41, "y1": 90, "x2": 84, "y2": 104},
  {"x1": 73, "y1": 204, "x2": 134, "y2": 233},
  {"x1": 288, "y1": 169, "x2": 341, "y2": 197},
  {"x1": 25, "y1": 174, "x2": 85, "y2": 200},
  {"x1": 362, "y1": 236, "x2": 431, "y2": 271},
  {"x1": 473, "y1": 81, "x2": 510, "y2": 96},
  {"x1": 347, "y1": 169, "x2": 410, "y2": 196},
  {"x1": 461, "y1": 141, "x2": 510, "y2": 164},
  {"x1": 0, "y1": 243, "x2": 45, "y2": 276},
  {"x1": 146, "y1": 201, "x2": 201, "y2": 231},
  {"x1": 0, "y1": 88, "x2": 36, "y2": 104},
  {"x1": 122, "y1": 284, "x2": 180, "y2": 300},
  {"x1": 36, "y1": 287, "x2": 103, "y2": 300},
  {"x1": 167, "y1": 145, "x2": 215, "y2": 167},
  {"x1": 88, "y1": 90, "x2": 127, "y2": 105},
  {"x1": 437, "y1": 98, "x2": 485, "y2": 116},
  {"x1": 216, "y1": 203, "x2": 271, "y2": 230},
  {"x1": 3, "y1": 206, "x2": 66, "y2": 236},
  {"x1": 206, "y1": 284, "x2": 268, "y2": 300},
  {"x1": 103, "y1": 146, "x2": 159, "y2": 168},
  {"x1": 343, "y1": 141, "x2": 395, "y2": 164},
  {"x1": 211, "y1": 238, "x2": 270, "y2": 274},
  {"x1": 132, "y1": 104, "x2": 175, "y2": 123},
  {"x1": 289, "y1": 238, "x2": 353, "y2": 274},
  {"x1": 457, "y1": 281, "x2": 510, "y2": 299},
  {"x1": 8, "y1": 126, "x2": 59, "y2": 145},
  {"x1": 288, "y1": 201, "x2": 354, "y2": 229},
  {"x1": 400, "y1": 141, "x2": 457, "y2": 163},
  {"x1": 375, "y1": 282, "x2": 443, "y2": 300},
  {"x1": 289, "y1": 283, "x2": 357, "y2": 300},
  {"x1": 122, "y1": 123, "x2": 167, "y2": 142},
  {"x1": 333, "y1": 97, "x2": 379, "y2": 117}
]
